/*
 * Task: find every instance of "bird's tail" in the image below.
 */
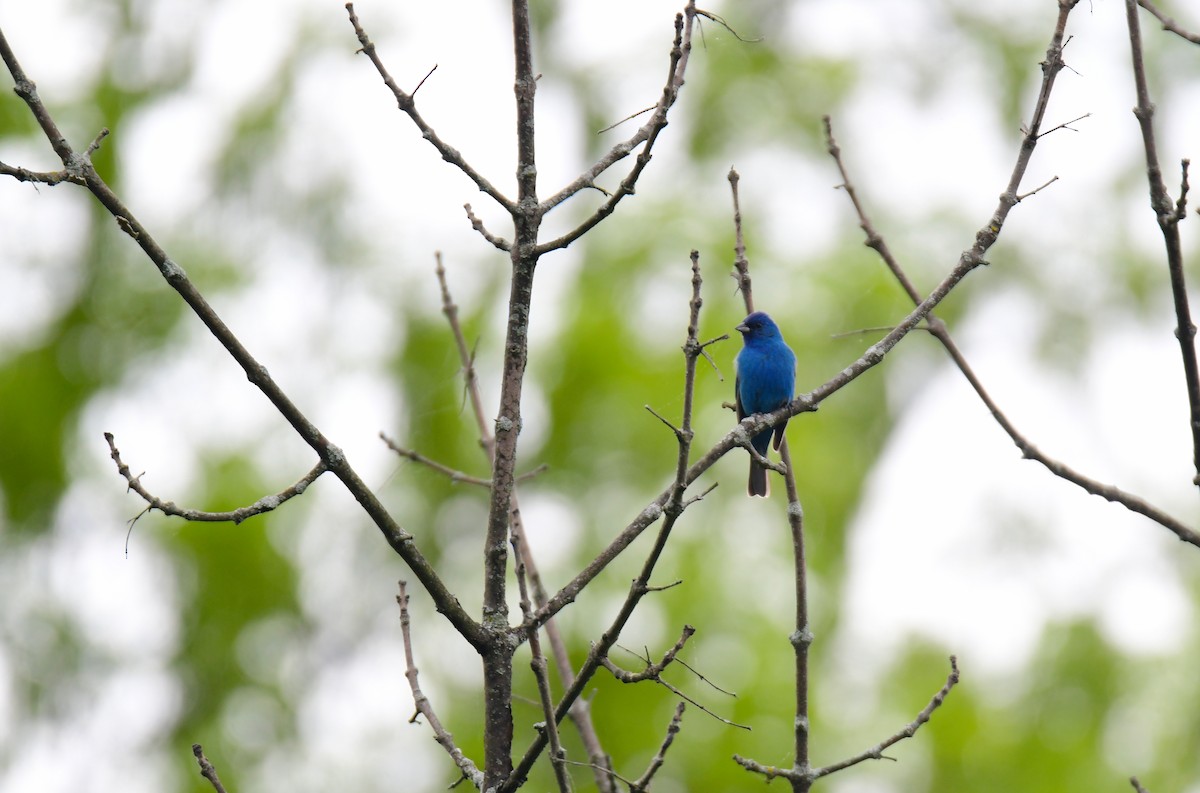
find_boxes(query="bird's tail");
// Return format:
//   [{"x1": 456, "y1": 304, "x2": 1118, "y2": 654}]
[{"x1": 748, "y1": 459, "x2": 769, "y2": 497}]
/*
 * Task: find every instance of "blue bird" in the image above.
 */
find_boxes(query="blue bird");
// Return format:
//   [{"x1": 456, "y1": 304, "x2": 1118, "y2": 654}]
[{"x1": 735, "y1": 311, "x2": 796, "y2": 497}]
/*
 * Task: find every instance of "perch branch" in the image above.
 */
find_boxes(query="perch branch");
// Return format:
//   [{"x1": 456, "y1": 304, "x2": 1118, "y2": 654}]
[{"x1": 728, "y1": 178, "x2": 812, "y2": 787}]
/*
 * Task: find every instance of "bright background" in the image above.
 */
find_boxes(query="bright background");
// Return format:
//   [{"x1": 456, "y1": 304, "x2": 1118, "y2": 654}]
[{"x1": 2, "y1": 1, "x2": 1199, "y2": 791}]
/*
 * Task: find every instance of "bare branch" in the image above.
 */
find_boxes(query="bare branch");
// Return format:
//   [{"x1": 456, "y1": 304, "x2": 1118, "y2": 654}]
[
  {"x1": 464, "y1": 204, "x2": 512, "y2": 252},
  {"x1": 728, "y1": 168, "x2": 754, "y2": 312},
  {"x1": 734, "y1": 657, "x2": 959, "y2": 786},
  {"x1": 105, "y1": 432, "x2": 326, "y2": 524},
  {"x1": 811, "y1": 657, "x2": 960, "y2": 780},
  {"x1": 1136, "y1": 0, "x2": 1200, "y2": 45},
  {"x1": 604, "y1": 635, "x2": 750, "y2": 731},
  {"x1": 535, "y1": 2, "x2": 698, "y2": 254},
  {"x1": 511, "y1": 536, "x2": 573, "y2": 793},
  {"x1": 1125, "y1": 0, "x2": 1200, "y2": 488},
  {"x1": 344, "y1": 4, "x2": 516, "y2": 213},
  {"x1": 397, "y1": 581, "x2": 486, "y2": 789},
  {"x1": 191, "y1": 744, "x2": 229, "y2": 793},
  {"x1": 0, "y1": 159, "x2": 82, "y2": 186},
  {"x1": 630, "y1": 702, "x2": 686, "y2": 793}
]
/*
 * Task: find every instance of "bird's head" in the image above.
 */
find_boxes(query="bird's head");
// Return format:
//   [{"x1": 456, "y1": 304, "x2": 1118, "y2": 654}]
[{"x1": 736, "y1": 311, "x2": 782, "y2": 342}]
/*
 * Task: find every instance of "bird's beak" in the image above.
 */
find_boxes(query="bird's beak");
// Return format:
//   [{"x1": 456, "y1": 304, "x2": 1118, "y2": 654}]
[{"x1": 735, "y1": 322, "x2": 749, "y2": 334}]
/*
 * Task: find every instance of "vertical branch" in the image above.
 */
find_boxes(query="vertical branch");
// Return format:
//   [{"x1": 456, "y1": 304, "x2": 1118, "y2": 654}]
[
  {"x1": 397, "y1": 581, "x2": 486, "y2": 787},
  {"x1": 511, "y1": 536, "x2": 573, "y2": 793},
  {"x1": 437, "y1": 256, "x2": 617, "y2": 790},
  {"x1": 1124, "y1": 0, "x2": 1200, "y2": 487},
  {"x1": 728, "y1": 168, "x2": 755, "y2": 313},
  {"x1": 730, "y1": 175, "x2": 810, "y2": 790},
  {"x1": 478, "y1": 0, "x2": 543, "y2": 786},
  {"x1": 779, "y1": 440, "x2": 810, "y2": 790},
  {"x1": 504, "y1": 251, "x2": 712, "y2": 791}
]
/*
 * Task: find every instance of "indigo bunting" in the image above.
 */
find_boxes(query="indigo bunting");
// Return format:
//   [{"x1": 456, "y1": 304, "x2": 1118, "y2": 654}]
[{"x1": 735, "y1": 311, "x2": 796, "y2": 497}]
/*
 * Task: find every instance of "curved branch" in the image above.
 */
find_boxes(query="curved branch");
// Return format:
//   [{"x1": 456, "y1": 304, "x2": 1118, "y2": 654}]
[{"x1": 106, "y1": 432, "x2": 325, "y2": 524}]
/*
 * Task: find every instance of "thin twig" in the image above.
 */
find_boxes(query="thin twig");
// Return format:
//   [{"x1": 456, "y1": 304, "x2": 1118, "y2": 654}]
[
  {"x1": 693, "y1": 9, "x2": 763, "y2": 43},
  {"x1": 603, "y1": 649, "x2": 750, "y2": 731},
  {"x1": 464, "y1": 204, "x2": 512, "y2": 252},
  {"x1": 810, "y1": 657, "x2": 960, "y2": 780},
  {"x1": 380, "y1": 432, "x2": 490, "y2": 487},
  {"x1": 604, "y1": 626, "x2": 695, "y2": 684},
  {"x1": 397, "y1": 581, "x2": 486, "y2": 789},
  {"x1": 597, "y1": 104, "x2": 655, "y2": 134},
  {"x1": 511, "y1": 535, "x2": 573, "y2": 793},
  {"x1": 1035, "y1": 112, "x2": 1090, "y2": 139},
  {"x1": 382, "y1": 438, "x2": 545, "y2": 485},
  {"x1": 630, "y1": 702, "x2": 687, "y2": 793},
  {"x1": 728, "y1": 168, "x2": 753, "y2": 312}
]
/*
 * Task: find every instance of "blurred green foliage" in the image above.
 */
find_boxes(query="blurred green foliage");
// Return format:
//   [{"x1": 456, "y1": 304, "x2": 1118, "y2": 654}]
[{"x1": 2, "y1": 2, "x2": 1199, "y2": 793}]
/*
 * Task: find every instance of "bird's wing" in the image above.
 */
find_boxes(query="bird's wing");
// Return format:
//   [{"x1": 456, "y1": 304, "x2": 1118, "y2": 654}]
[{"x1": 735, "y1": 373, "x2": 747, "y2": 421}]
